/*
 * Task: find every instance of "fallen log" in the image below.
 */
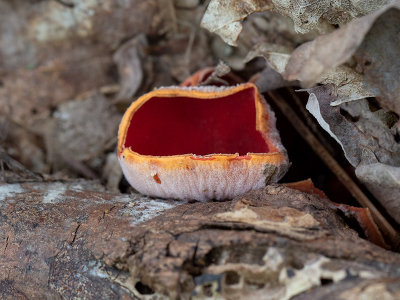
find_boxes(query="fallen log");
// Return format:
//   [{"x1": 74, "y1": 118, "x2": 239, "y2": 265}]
[{"x1": 1, "y1": 181, "x2": 399, "y2": 299}]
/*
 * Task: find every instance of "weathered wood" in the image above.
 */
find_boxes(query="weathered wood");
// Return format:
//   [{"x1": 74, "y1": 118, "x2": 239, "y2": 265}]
[{"x1": 1, "y1": 181, "x2": 400, "y2": 299}]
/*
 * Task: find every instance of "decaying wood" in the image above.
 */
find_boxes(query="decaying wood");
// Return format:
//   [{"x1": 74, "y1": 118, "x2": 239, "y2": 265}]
[{"x1": 1, "y1": 181, "x2": 400, "y2": 299}]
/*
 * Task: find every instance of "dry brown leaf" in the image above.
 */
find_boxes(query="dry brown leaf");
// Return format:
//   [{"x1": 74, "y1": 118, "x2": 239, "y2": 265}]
[
  {"x1": 113, "y1": 35, "x2": 147, "y2": 104},
  {"x1": 0, "y1": 0, "x2": 163, "y2": 73},
  {"x1": 102, "y1": 152, "x2": 123, "y2": 193},
  {"x1": 201, "y1": 0, "x2": 389, "y2": 47},
  {"x1": 0, "y1": 0, "x2": 166, "y2": 131},
  {"x1": 356, "y1": 161, "x2": 400, "y2": 224},
  {"x1": 0, "y1": 57, "x2": 114, "y2": 129},
  {"x1": 272, "y1": 0, "x2": 390, "y2": 33},
  {"x1": 305, "y1": 84, "x2": 400, "y2": 223},
  {"x1": 319, "y1": 66, "x2": 376, "y2": 105},
  {"x1": 201, "y1": 0, "x2": 274, "y2": 46},
  {"x1": 354, "y1": 6, "x2": 400, "y2": 115},
  {"x1": 283, "y1": 2, "x2": 400, "y2": 87},
  {"x1": 245, "y1": 43, "x2": 292, "y2": 73},
  {"x1": 209, "y1": 10, "x2": 314, "y2": 71},
  {"x1": 249, "y1": 45, "x2": 373, "y2": 100},
  {"x1": 45, "y1": 92, "x2": 121, "y2": 174},
  {"x1": 305, "y1": 85, "x2": 400, "y2": 167},
  {"x1": 252, "y1": 64, "x2": 297, "y2": 92}
]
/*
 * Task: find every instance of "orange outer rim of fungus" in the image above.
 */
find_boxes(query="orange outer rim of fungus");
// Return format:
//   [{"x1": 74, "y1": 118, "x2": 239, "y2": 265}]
[{"x1": 118, "y1": 82, "x2": 289, "y2": 201}]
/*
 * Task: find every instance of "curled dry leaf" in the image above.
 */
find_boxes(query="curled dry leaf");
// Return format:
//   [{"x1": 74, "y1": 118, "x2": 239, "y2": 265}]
[
  {"x1": 45, "y1": 92, "x2": 121, "y2": 174},
  {"x1": 248, "y1": 45, "x2": 374, "y2": 101},
  {"x1": 305, "y1": 84, "x2": 400, "y2": 223},
  {"x1": 211, "y1": 11, "x2": 318, "y2": 71},
  {"x1": 245, "y1": 43, "x2": 292, "y2": 74},
  {"x1": 201, "y1": 0, "x2": 274, "y2": 46},
  {"x1": 113, "y1": 35, "x2": 147, "y2": 104},
  {"x1": 319, "y1": 66, "x2": 376, "y2": 106},
  {"x1": 245, "y1": 43, "x2": 296, "y2": 91},
  {"x1": 201, "y1": 0, "x2": 389, "y2": 47},
  {"x1": 305, "y1": 85, "x2": 400, "y2": 167},
  {"x1": 0, "y1": 0, "x2": 163, "y2": 72},
  {"x1": 283, "y1": 2, "x2": 400, "y2": 88},
  {"x1": 0, "y1": 0, "x2": 165, "y2": 131},
  {"x1": 356, "y1": 162, "x2": 400, "y2": 224},
  {"x1": 354, "y1": 6, "x2": 400, "y2": 115},
  {"x1": 272, "y1": 0, "x2": 390, "y2": 33}
]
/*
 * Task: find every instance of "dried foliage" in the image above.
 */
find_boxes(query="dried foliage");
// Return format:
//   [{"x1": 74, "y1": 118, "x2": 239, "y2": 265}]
[
  {"x1": 201, "y1": 0, "x2": 390, "y2": 45},
  {"x1": 283, "y1": 2, "x2": 400, "y2": 89}
]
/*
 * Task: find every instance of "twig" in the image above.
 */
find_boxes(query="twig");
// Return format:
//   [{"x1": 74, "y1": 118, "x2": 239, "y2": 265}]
[
  {"x1": 60, "y1": 153, "x2": 98, "y2": 180},
  {"x1": 200, "y1": 61, "x2": 231, "y2": 86},
  {"x1": 267, "y1": 90, "x2": 400, "y2": 248},
  {"x1": 53, "y1": 0, "x2": 75, "y2": 8},
  {"x1": 0, "y1": 151, "x2": 42, "y2": 182}
]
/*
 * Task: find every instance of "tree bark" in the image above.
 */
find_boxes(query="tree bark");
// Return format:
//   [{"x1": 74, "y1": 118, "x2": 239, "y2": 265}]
[{"x1": 1, "y1": 181, "x2": 399, "y2": 299}]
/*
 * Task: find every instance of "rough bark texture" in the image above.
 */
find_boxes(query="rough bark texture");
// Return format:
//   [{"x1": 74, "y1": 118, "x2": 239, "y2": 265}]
[{"x1": 1, "y1": 181, "x2": 400, "y2": 299}]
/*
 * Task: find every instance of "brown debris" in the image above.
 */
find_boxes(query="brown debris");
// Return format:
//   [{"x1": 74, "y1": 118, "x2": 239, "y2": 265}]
[
  {"x1": 44, "y1": 92, "x2": 121, "y2": 176},
  {"x1": 201, "y1": 0, "x2": 389, "y2": 46},
  {"x1": 113, "y1": 35, "x2": 148, "y2": 105},
  {"x1": 304, "y1": 84, "x2": 400, "y2": 225},
  {"x1": 201, "y1": 0, "x2": 274, "y2": 46},
  {"x1": 283, "y1": 3, "x2": 400, "y2": 88},
  {"x1": 354, "y1": 7, "x2": 400, "y2": 115}
]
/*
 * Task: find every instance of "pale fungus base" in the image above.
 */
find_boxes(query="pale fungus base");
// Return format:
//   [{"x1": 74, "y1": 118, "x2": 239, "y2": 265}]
[{"x1": 118, "y1": 83, "x2": 289, "y2": 201}]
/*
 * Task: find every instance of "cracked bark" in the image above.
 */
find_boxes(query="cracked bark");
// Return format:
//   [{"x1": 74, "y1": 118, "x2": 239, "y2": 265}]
[{"x1": 1, "y1": 180, "x2": 400, "y2": 299}]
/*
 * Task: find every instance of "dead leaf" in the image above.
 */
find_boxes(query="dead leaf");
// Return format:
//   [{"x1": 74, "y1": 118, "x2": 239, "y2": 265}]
[
  {"x1": 246, "y1": 43, "x2": 296, "y2": 91},
  {"x1": 201, "y1": 0, "x2": 389, "y2": 47},
  {"x1": 320, "y1": 66, "x2": 375, "y2": 106},
  {"x1": 245, "y1": 43, "x2": 292, "y2": 74},
  {"x1": 113, "y1": 35, "x2": 147, "y2": 104},
  {"x1": 0, "y1": 58, "x2": 114, "y2": 130},
  {"x1": 272, "y1": 0, "x2": 390, "y2": 33},
  {"x1": 354, "y1": 6, "x2": 400, "y2": 115},
  {"x1": 0, "y1": 0, "x2": 163, "y2": 73},
  {"x1": 305, "y1": 85, "x2": 400, "y2": 167},
  {"x1": 305, "y1": 84, "x2": 400, "y2": 224},
  {"x1": 356, "y1": 162, "x2": 400, "y2": 224},
  {"x1": 201, "y1": 0, "x2": 274, "y2": 46},
  {"x1": 285, "y1": 179, "x2": 387, "y2": 248},
  {"x1": 253, "y1": 64, "x2": 297, "y2": 92},
  {"x1": 45, "y1": 92, "x2": 121, "y2": 174},
  {"x1": 283, "y1": 2, "x2": 400, "y2": 87},
  {"x1": 102, "y1": 152, "x2": 123, "y2": 193}
]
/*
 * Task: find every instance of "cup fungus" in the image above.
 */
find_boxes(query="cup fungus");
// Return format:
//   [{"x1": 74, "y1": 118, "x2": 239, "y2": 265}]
[{"x1": 118, "y1": 82, "x2": 289, "y2": 201}]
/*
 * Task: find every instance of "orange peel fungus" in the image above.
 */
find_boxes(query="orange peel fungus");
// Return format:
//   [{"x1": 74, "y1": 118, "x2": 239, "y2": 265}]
[{"x1": 118, "y1": 82, "x2": 289, "y2": 201}]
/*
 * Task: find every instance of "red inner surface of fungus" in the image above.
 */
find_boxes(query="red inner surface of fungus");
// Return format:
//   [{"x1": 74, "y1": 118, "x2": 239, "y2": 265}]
[{"x1": 124, "y1": 87, "x2": 270, "y2": 156}]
